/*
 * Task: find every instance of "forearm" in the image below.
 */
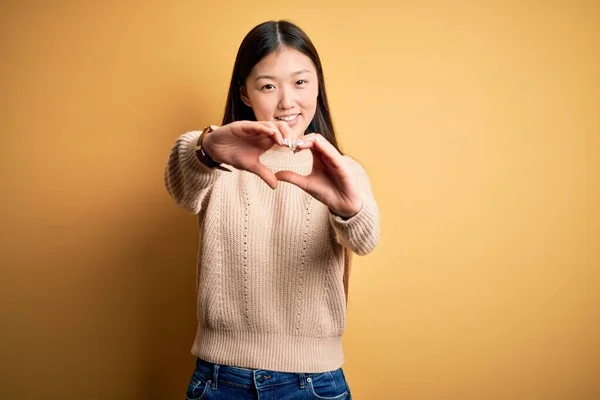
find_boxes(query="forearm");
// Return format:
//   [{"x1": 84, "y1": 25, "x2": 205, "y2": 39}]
[
  {"x1": 329, "y1": 195, "x2": 379, "y2": 255},
  {"x1": 329, "y1": 158, "x2": 380, "y2": 255},
  {"x1": 164, "y1": 130, "x2": 222, "y2": 214}
]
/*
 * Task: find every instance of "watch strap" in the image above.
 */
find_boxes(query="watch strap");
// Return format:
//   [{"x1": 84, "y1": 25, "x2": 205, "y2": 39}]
[{"x1": 194, "y1": 125, "x2": 231, "y2": 172}]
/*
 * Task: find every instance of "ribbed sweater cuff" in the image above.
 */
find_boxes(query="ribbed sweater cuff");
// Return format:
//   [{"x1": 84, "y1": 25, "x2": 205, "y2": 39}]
[
  {"x1": 164, "y1": 130, "x2": 223, "y2": 214},
  {"x1": 329, "y1": 198, "x2": 379, "y2": 256},
  {"x1": 180, "y1": 130, "x2": 222, "y2": 182}
]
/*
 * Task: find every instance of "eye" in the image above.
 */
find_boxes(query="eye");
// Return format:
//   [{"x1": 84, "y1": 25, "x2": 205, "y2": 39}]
[
  {"x1": 296, "y1": 80, "x2": 307, "y2": 86},
  {"x1": 261, "y1": 84, "x2": 275, "y2": 90}
]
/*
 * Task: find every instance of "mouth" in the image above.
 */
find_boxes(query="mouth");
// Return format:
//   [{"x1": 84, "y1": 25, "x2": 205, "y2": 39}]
[{"x1": 275, "y1": 114, "x2": 300, "y2": 123}]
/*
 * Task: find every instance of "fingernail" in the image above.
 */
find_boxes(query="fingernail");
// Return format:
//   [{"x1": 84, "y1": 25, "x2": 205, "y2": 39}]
[
  {"x1": 282, "y1": 138, "x2": 288, "y2": 145},
  {"x1": 293, "y1": 140, "x2": 303, "y2": 153}
]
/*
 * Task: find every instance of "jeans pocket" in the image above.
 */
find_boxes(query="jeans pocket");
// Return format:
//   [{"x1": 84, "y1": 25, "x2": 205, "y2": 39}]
[
  {"x1": 306, "y1": 370, "x2": 349, "y2": 400},
  {"x1": 185, "y1": 369, "x2": 211, "y2": 400}
]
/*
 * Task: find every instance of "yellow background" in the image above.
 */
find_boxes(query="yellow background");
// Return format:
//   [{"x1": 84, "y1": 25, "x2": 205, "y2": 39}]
[{"x1": 1, "y1": 1, "x2": 598, "y2": 399}]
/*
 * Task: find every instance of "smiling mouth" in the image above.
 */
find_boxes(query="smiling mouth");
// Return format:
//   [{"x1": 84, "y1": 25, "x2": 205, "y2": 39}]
[{"x1": 275, "y1": 114, "x2": 300, "y2": 122}]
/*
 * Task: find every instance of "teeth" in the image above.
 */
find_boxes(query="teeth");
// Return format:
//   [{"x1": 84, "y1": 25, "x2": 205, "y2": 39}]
[{"x1": 276, "y1": 114, "x2": 298, "y2": 122}]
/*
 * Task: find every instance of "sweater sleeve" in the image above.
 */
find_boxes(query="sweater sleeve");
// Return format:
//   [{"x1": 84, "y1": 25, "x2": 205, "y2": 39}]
[
  {"x1": 164, "y1": 130, "x2": 222, "y2": 214},
  {"x1": 328, "y1": 156, "x2": 380, "y2": 256}
]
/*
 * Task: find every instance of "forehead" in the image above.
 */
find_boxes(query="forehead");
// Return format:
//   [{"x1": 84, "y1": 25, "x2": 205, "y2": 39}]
[{"x1": 250, "y1": 47, "x2": 315, "y2": 77}]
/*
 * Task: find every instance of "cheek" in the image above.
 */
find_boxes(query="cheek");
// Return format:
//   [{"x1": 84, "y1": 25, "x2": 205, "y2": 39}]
[
  {"x1": 249, "y1": 95, "x2": 277, "y2": 119},
  {"x1": 300, "y1": 89, "x2": 319, "y2": 114}
]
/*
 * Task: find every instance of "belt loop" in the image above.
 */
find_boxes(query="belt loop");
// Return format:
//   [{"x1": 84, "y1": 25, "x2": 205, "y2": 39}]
[
  {"x1": 211, "y1": 364, "x2": 219, "y2": 390},
  {"x1": 299, "y1": 373, "x2": 306, "y2": 389}
]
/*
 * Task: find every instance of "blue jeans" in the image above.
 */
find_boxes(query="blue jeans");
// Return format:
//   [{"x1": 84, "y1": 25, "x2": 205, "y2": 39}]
[{"x1": 185, "y1": 358, "x2": 352, "y2": 400}]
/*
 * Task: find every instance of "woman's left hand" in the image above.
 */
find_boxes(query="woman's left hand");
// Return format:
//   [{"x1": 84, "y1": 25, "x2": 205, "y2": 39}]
[{"x1": 274, "y1": 134, "x2": 363, "y2": 219}]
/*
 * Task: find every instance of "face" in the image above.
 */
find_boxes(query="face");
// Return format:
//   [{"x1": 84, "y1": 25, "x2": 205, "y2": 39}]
[{"x1": 241, "y1": 46, "x2": 319, "y2": 141}]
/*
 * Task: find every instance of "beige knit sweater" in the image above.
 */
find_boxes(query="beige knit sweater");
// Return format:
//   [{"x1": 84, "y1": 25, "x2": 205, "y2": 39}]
[{"x1": 164, "y1": 130, "x2": 380, "y2": 373}]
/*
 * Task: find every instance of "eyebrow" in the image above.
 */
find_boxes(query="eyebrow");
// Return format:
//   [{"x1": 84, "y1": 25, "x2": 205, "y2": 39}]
[{"x1": 254, "y1": 69, "x2": 312, "y2": 81}]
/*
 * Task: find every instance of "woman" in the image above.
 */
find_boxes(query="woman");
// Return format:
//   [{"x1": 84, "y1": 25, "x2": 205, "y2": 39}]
[{"x1": 165, "y1": 20, "x2": 379, "y2": 400}]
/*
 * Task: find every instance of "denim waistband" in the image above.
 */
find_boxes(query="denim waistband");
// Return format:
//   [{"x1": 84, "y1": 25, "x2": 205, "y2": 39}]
[{"x1": 194, "y1": 358, "x2": 315, "y2": 390}]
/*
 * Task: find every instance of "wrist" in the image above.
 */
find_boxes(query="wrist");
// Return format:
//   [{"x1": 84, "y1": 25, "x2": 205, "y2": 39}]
[
  {"x1": 199, "y1": 132, "x2": 219, "y2": 162},
  {"x1": 194, "y1": 125, "x2": 230, "y2": 171},
  {"x1": 330, "y1": 200, "x2": 363, "y2": 220}
]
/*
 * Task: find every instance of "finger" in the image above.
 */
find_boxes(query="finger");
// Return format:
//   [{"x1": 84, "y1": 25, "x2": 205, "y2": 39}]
[
  {"x1": 273, "y1": 120, "x2": 294, "y2": 148},
  {"x1": 296, "y1": 134, "x2": 345, "y2": 170},
  {"x1": 256, "y1": 121, "x2": 284, "y2": 146},
  {"x1": 239, "y1": 121, "x2": 283, "y2": 146},
  {"x1": 247, "y1": 162, "x2": 279, "y2": 189},
  {"x1": 295, "y1": 133, "x2": 325, "y2": 149},
  {"x1": 274, "y1": 170, "x2": 309, "y2": 191}
]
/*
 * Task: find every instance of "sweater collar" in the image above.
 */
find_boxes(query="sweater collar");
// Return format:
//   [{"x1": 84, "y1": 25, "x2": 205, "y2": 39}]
[{"x1": 260, "y1": 147, "x2": 313, "y2": 168}]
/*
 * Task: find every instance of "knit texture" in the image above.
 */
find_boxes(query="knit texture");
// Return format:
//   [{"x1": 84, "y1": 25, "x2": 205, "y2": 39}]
[{"x1": 164, "y1": 130, "x2": 380, "y2": 373}]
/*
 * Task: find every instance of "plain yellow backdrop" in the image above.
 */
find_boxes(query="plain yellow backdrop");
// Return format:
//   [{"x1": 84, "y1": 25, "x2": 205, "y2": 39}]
[{"x1": 1, "y1": 1, "x2": 598, "y2": 399}]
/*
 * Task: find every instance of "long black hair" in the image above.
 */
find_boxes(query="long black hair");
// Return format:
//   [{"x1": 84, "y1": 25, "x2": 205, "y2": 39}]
[{"x1": 221, "y1": 20, "x2": 343, "y2": 154}]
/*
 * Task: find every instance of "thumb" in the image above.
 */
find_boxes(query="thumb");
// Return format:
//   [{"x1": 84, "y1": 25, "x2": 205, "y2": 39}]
[
  {"x1": 247, "y1": 162, "x2": 278, "y2": 189},
  {"x1": 275, "y1": 171, "x2": 309, "y2": 191}
]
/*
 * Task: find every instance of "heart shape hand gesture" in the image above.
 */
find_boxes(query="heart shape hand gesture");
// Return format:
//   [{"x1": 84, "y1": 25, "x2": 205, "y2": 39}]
[{"x1": 203, "y1": 121, "x2": 363, "y2": 219}]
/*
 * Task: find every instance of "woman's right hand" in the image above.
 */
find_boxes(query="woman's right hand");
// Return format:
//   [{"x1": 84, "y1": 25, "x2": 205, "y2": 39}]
[{"x1": 202, "y1": 120, "x2": 292, "y2": 189}]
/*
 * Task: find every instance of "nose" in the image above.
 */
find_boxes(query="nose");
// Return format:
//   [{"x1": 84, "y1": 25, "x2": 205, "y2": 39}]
[{"x1": 277, "y1": 86, "x2": 294, "y2": 110}]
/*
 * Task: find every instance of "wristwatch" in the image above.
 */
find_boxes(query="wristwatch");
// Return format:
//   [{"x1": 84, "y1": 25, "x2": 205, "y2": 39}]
[{"x1": 194, "y1": 125, "x2": 231, "y2": 172}]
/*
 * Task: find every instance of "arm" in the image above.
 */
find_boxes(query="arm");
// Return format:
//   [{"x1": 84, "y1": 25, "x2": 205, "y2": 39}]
[
  {"x1": 164, "y1": 130, "x2": 222, "y2": 214},
  {"x1": 274, "y1": 134, "x2": 380, "y2": 256},
  {"x1": 328, "y1": 157, "x2": 380, "y2": 255}
]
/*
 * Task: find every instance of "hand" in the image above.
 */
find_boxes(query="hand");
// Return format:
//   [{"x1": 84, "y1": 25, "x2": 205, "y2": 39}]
[
  {"x1": 203, "y1": 120, "x2": 293, "y2": 189},
  {"x1": 274, "y1": 134, "x2": 363, "y2": 218}
]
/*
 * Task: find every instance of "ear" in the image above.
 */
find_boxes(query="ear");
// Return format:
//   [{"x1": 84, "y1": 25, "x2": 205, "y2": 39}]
[{"x1": 240, "y1": 86, "x2": 252, "y2": 108}]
